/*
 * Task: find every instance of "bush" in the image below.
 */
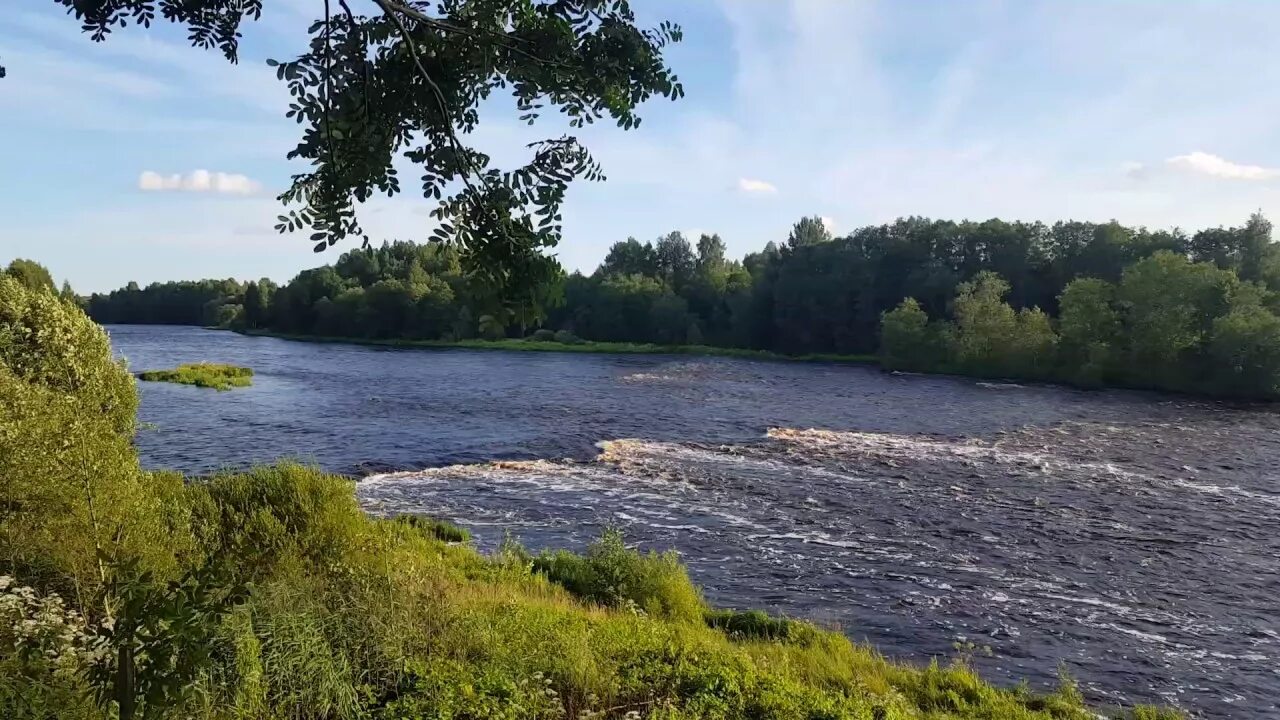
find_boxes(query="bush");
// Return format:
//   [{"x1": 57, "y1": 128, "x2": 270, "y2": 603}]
[
  {"x1": 880, "y1": 298, "x2": 950, "y2": 371},
  {"x1": 553, "y1": 329, "x2": 584, "y2": 345},
  {"x1": 0, "y1": 276, "x2": 184, "y2": 598},
  {"x1": 392, "y1": 514, "x2": 471, "y2": 543},
  {"x1": 705, "y1": 608, "x2": 819, "y2": 645},
  {"x1": 532, "y1": 529, "x2": 705, "y2": 623},
  {"x1": 187, "y1": 463, "x2": 365, "y2": 580},
  {"x1": 529, "y1": 328, "x2": 556, "y2": 342}
]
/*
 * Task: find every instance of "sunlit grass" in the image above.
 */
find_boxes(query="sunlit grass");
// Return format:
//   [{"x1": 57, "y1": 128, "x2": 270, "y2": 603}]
[
  {"x1": 166, "y1": 463, "x2": 1182, "y2": 720},
  {"x1": 137, "y1": 362, "x2": 253, "y2": 391}
]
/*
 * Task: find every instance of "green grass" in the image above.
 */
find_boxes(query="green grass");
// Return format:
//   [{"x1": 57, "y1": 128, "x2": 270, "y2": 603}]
[
  {"x1": 392, "y1": 513, "x2": 472, "y2": 543},
  {"x1": 172, "y1": 464, "x2": 1185, "y2": 719},
  {"x1": 230, "y1": 328, "x2": 881, "y2": 365},
  {"x1": 137, "y1": 362, "x2": 253, "y2": 390},
  {"x1": 1, "y1": 458, "x2": 1187, "y2": 720}
]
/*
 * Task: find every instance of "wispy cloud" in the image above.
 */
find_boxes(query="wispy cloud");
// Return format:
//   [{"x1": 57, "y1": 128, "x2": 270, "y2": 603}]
[
  {"x1": 738, "y1": 177, "x2": 777, "y2": 194},
  {"x1": 1165, "y1": 152, "x2": 1280, "y2": 181},
  {"x1": 139, "y1": 170, "x2": 263, "y2": 195}
]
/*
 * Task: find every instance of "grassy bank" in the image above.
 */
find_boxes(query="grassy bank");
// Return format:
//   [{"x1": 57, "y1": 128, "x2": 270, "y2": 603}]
[
  {"x1": 4, "y1": 460, "x2": 1183, "y2": 720},
  {"x1": 137, "y1": 362, "x2": 253, "y2": 390},
  {"x1": 230, "y1": 328, "x2": 880, "y2": 365}
]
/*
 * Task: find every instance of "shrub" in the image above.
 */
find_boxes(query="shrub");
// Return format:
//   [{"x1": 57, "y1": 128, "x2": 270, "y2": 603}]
[
  {"x1": 0, "y1": 276, "x2": 183, "y2": 598},
  {"x1": 704, "y1": 608, "x2": 818, "y2": 645},
  {"x1": 187, "y1": 463, "x2": 365, "y2": 580},
  {"x1": 392, "y1": 514, "x2": 471, "y2": 543},
  {"x1": 880, "y1": 298, "x2": 949, "y2": 371},
  {"x1": 532, "y1": 529, "x2": 704, "y2": 623},
  {"x1": 0, "y1": 577, "x2": 99, "y2": 720},
  {"x1": 0, "y1": 275, "x2": 136, "y2": 433},
  {"x1": 477, "y1": 313, "x2": 505, "y2": 340},
  {"x1": 553, "y1": 329, "x2": 584, "y2": 345},
  {"x1": 530, "y1": 328, "x2": 556, "y2": 342}
]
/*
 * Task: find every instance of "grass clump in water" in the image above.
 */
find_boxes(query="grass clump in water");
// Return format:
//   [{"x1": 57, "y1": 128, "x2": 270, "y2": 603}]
[{"x1": 137, "y1": 362, "x2": 253, "y2": 390}]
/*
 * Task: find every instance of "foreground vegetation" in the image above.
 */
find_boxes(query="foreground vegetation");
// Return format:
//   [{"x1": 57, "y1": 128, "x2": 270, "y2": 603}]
[
  {"x1": 3, "y1": 273, "x2": 1184, "y2": 719},
  {"x1": 137, "y1": 363, "x2": 253, "y2": 391},
  {"x1": 89, "y1": 212, "x2": 1280, "y2": 399}
]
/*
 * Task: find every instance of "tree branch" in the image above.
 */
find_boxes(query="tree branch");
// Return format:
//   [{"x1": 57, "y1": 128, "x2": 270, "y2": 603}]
[{"x1": 370, "y1": 0, "x2": 482, "y2": 202}]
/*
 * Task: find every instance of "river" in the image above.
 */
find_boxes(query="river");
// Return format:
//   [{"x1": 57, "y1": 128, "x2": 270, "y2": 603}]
[{"x1": 109, "y1": 324, "x2": 1280, "y2": 719}]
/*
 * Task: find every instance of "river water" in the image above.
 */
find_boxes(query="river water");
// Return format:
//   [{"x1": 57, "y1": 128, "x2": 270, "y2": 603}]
[{"x1": 109, "y1": 324, "x2": 1280, "y2": 718}]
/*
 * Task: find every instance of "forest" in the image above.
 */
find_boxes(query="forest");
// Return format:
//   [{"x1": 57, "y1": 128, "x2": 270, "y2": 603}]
[{"x1": 85, "y1": 212, "x2": 1280, "y2": 399}]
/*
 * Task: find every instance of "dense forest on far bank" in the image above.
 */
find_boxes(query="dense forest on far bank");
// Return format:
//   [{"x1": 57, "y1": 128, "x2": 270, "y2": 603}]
[{"x1": 83, "y1": 212, "x2": 1280, "y2": 398}]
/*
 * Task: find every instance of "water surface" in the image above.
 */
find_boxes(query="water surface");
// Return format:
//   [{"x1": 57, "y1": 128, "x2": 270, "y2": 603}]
[{"x1": 112, "y1": 324, "x2": 1280, "y2": 718}]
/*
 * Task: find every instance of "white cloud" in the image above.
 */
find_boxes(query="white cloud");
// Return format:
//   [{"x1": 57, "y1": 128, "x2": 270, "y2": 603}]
[
  {"x1": 738, "y1": 177, "x2": 777, "y2": 194},
  {"x1": 138, "y1": 170, "x2": 263, "y2": 195},
  {"x1": 1120, "y1": 161, "x2": 1148, "y2": 180},
  {"x1": 820, "y1": 216, "x2": 837, "y2": 234},
  {"x1": 1165, "y1": 152, "x2": 1280, "y2": 181}
]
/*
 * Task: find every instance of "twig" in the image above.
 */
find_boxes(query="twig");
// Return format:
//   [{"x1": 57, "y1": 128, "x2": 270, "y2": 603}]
[{"x1": 323, "y1": 0, "x2": 338, "y2": 180}]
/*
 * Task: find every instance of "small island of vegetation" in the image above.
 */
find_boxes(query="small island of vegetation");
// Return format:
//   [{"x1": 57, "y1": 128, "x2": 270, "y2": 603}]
[{"x1": 137, "y1": 363, "x2": 253, "y2": 391}]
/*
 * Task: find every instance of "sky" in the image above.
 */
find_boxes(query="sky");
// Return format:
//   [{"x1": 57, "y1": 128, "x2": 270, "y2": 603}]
[{"x1": 3, "y1": 0, "x2": 1280, "y2": 293}]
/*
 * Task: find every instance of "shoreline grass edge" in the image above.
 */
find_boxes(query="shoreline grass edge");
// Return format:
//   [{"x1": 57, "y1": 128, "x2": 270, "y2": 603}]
[{"x1": 223, "y1": 327, "x2": 882, "y2": 365}]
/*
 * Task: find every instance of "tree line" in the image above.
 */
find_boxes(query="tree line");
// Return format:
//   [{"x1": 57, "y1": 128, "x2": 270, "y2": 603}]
[{"x1": 83, "y1": 211, "x2": 1280, "y2": 398}]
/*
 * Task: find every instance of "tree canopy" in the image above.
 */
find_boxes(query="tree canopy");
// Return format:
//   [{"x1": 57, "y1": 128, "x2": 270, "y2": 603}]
[
  {"x1": 4, "y1": 259, "x2": 57, "y2": 294},
  {"x1": 13, "y1": 0, "x2": 684, "y2": 322},
  {"x1": 83, "y1": 211, "x2": 1280, "y2": 399}
]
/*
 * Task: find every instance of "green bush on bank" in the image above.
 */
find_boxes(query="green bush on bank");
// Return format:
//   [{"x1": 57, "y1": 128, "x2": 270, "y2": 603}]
[
  {"x1": 880, "y1": 254, "x2": 1280, "y2": 397},
  {"x1": 532, "y1": 528, "x2": 705, "y2": 623},
  {"x1": 138, "y1": 362, "x2": 253, "y2": 391},
  {"x1": 704, "y1": 608, "x2": 820, "y2": 645},
  {"x1": 392, "y1": 514, "x2": 472, "y2": 543},
  {"x1": 0, "y1": 275, "x2": 1183, "y2": 719}
]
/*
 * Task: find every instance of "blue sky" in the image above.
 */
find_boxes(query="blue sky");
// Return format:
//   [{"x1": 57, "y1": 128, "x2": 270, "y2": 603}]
[{"x1": 3, "y1": 0, "x2": 1280, "y2": 293}]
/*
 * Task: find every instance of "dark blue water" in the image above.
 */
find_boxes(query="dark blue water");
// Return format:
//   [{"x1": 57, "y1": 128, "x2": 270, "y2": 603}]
[{"x1": 111, "y1": 325, "x2": 1280, "y2": 718}]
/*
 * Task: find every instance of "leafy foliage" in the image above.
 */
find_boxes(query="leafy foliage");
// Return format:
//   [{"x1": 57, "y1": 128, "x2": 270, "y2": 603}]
[
  {"x1": 392, "y1": 514, "x2": 471, "y2": 543},
  {"x1": 880, "y1": 298, "x2": 947, "y2": 372},
  {"x1": 0, "y1": 276, "x2": 188, "y2": 602},
  {"x1": 33, "y1": 0, "x2": 684, "y2": 320},
  {"x1": 704, "y1": 608, "x2": 819, "y2": 645},
  {"x1": 4, "y1": 259, "x2": 56, "y2": 294},
  {"x1": 84, "y1": 558, "x2": 249, "y2": 720},
  {"x1": 532, "y1": 528, "x2": 704, "y2": 623}
]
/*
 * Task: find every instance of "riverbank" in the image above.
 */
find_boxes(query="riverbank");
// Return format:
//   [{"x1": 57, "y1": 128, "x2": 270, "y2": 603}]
[{"x1": 227, "y1": 327, "x2": 882, "y2": 365}]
